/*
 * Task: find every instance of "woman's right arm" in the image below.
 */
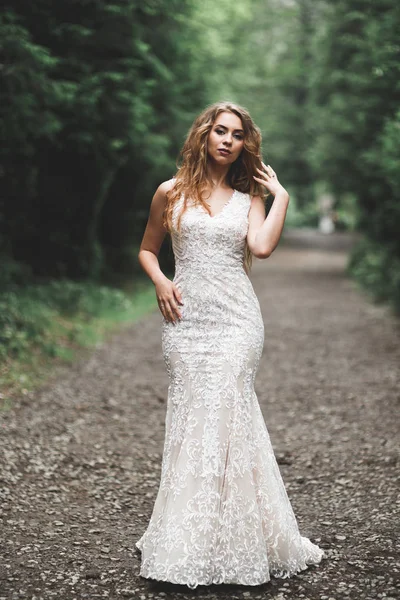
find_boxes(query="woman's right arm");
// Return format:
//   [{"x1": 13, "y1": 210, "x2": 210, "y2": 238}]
[{"x1": 138, "y1": 180, "x2": 183, "y2": 324}]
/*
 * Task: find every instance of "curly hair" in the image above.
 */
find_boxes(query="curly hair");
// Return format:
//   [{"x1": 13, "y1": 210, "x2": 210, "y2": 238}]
[{"x1": 163, "y1": 101, "x2": 267, "y2": 272}]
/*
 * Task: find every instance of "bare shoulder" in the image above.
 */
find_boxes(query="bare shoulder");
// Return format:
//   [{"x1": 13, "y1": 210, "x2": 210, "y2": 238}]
[
  {"x1": 151, "y1": 178, "x2": 176, "y2": 210},
  {"x1": 156, "y1": 178, "x2": 176, "y2": 196}
]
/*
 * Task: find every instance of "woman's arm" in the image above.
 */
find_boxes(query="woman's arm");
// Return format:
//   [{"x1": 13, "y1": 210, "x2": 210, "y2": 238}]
[
  {"x1": 247, "y1": 162, "x2": 290, "y2": 259},
  {"x1": 138, "y1": 180, "x2": 183, "y2": 323}
]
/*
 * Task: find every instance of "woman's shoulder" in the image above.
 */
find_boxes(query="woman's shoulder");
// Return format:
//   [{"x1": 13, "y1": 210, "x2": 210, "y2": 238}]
[
  {"x1": 157, "y1": 177, "x2": 176, "y2": 195},
  {"x1": 153, "y1": 178, "x2": 177, "y2": 204}
]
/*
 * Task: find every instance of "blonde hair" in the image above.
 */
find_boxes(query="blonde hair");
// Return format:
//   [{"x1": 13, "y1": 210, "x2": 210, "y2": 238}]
[{"x1": 163, "y1": 101, "x2": 266, "y2": 272}]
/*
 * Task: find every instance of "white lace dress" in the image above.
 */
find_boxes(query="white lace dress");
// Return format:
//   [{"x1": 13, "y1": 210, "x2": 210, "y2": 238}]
[{"x1": 135, "y1": 188, "x2": 324, "y2": 588}]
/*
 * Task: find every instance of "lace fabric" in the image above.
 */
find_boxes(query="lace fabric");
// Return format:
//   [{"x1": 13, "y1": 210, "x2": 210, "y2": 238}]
[{"x1": 135, "y1": 188, "x2": 324, "y2": 587}]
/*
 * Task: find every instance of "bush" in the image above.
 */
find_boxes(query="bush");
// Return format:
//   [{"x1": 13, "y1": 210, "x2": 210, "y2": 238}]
[
  {"x1": 0, "y1": 280, "x2": 135, "y2": 360},
  {"x1": 348, "y1": 237, "x2": 400, "y2": 313}
]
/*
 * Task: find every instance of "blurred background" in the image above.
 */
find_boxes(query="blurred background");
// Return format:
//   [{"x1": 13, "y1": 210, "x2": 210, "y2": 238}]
[{"x1": 1, "y1": 0, "x2": 399, "y2": 396}]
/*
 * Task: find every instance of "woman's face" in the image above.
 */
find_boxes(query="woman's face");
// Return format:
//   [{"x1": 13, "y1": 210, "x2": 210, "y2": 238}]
[{"x1": 207, "y1": 111, "x2": 245, "y2": 166}]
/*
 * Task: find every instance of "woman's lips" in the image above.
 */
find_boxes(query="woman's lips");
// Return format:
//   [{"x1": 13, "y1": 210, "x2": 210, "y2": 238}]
[{"x1": 218, "y1": 149, "x2": 231, "y2": 156}]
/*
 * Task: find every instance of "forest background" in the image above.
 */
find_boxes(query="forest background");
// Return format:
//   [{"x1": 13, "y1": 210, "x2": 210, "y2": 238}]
[{"x1": 1, "y1": 0, "x2": 399, "y2": 396}]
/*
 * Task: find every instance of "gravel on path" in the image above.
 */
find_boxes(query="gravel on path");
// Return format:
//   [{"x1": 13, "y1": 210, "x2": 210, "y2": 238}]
[{"x1": 1, "y1": 230, "x2": 399, "y2": 600}]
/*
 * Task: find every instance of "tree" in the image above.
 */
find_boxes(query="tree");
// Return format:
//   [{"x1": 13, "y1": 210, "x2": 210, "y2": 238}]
[{"x1": 1, "y1": 0, "x2": 208, "y2": 280}]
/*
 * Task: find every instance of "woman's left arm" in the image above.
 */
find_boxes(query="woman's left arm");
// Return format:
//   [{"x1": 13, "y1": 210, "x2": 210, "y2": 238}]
[{"x1": 247, "y1": 162, "x2": 290, "y2": 259}]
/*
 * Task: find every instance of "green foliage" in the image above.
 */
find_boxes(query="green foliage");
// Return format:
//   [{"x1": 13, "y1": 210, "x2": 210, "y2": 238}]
[
  {"x1": 349, "y1": 238, "x2": 400, "y2": 313},
  {"x1": 0, "y1": 278, "x2": 157, "y2": 401},
  {"x1": 1, "y1": 1, "x2": 207, "y2": 279},
  {"x1": 309, "y1": 0, "x2": 400, "y2": 308},
  {"x1": 0, "y1": 280, "x2": 140, "y2": 361},
  {"x1": 0, "y1": 291, "x2": 54, "y2": 359}
]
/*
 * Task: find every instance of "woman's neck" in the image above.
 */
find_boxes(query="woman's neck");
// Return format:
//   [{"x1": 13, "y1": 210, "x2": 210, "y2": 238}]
[{"x1": 206, "y1": 162, "x2": 230, "y2": 189}]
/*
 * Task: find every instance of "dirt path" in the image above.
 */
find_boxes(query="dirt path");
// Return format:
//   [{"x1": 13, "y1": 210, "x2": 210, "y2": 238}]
[{"x1": 1, "y1": 230, "x2": 399, "y2": 600}]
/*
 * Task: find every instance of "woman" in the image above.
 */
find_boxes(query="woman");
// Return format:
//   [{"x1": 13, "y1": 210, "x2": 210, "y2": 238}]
[{"x1": 135, "y1": 101, "x2": 324, "y2": 588}]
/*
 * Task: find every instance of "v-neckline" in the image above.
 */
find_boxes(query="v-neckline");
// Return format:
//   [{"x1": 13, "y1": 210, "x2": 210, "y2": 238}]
[{"x1": 201, "y1": 189, "x2": 237, "y2": 219}]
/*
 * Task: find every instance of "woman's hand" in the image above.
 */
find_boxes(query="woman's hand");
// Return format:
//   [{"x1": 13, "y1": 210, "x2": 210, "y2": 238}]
[
  {"x1": 155, "y1": 275, "x2": 184, "y2": 324},
  {"x1": 253, "y1": 161, "x2": 288, "y2": 197}
]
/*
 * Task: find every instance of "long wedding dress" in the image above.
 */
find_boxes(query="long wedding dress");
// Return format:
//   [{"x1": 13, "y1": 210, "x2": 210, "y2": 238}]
[{"x1": 136, "y1": 187, "x2": 324, "y2": 588}]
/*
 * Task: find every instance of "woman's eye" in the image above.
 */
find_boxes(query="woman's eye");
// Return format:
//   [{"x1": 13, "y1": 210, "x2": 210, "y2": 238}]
[{"x1": 214, "y1": 129, "x2": 243, "y2": 140}]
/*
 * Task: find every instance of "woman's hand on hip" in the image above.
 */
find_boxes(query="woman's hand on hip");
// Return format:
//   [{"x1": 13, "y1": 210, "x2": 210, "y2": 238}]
[{"x1": 154, "y1": 275, "x2": 184, "y2": 323}]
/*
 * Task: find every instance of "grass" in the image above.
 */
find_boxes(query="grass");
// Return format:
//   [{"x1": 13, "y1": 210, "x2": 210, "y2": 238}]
[{"x1": 0, "y1": 279, "x2": 158, "y2": 407}]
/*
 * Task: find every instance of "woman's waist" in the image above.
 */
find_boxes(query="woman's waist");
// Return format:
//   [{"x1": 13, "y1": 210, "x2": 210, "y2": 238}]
[
  {"x1": 173, "y1": 269, "x2": 258, "y2": 304},
  {"x1": 173, "y1": 268, "x2": 248, "y2": 289},
  {"x1": 174, "y1": 260, "x2": 246, "y2": 280}
]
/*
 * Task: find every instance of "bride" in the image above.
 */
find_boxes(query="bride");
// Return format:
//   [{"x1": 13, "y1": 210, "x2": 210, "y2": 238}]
[{"x1": 135, "y1": 101, "x2": 325, "y2": 588}]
